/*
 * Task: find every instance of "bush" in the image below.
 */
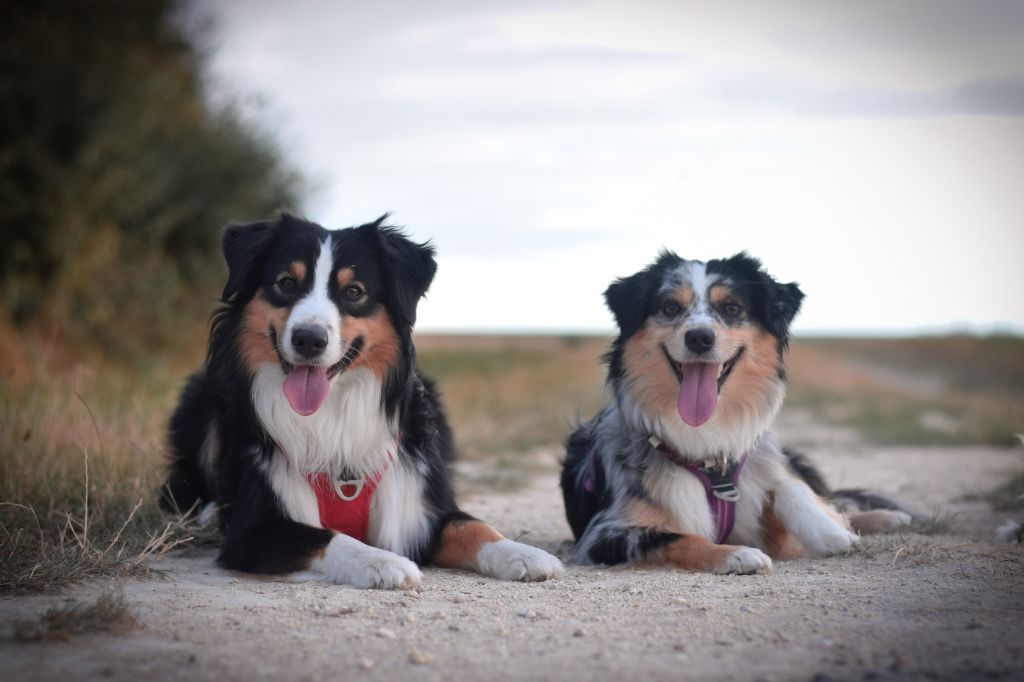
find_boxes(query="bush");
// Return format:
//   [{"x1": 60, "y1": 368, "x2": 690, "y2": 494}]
[{"x1": 0, "y1": 0, "x2": 301, "y2": 358}]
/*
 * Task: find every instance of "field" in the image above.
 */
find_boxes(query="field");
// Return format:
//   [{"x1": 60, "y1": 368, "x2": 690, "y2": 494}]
[{"x1": 1, "y1": 333, "x2": 1023, "y2": 680}]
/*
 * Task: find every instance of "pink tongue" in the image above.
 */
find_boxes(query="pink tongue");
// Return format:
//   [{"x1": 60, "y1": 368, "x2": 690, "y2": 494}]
[
  {"x1": 677, "y1": 362, "x2": 721, "y2": 427},
  {"x1": 282, "y1": 365, "x2": 330, "y2": 416}
]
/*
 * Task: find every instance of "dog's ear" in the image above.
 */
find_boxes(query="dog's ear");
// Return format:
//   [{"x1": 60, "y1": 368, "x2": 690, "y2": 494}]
[
  {"x1": 604, "y1": 270, "x2": 655, "y2": 337},
  {"x1": 739, "y1": 252, "x2": 803, "y2": 342},
  {"x1": 221, "y1": 219, "x2": 278, "y2": 301},
  {"x1": 365, "y1": 217, "x2": 437, "y2": 328},
  {"x1": 770, "y1": 278, "x2": 806, "y2": 333}
]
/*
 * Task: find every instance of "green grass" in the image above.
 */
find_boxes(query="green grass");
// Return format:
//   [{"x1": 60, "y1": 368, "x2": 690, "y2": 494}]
[{"x1": 13, "y1": 589, "x2": 136, "y2": 642}]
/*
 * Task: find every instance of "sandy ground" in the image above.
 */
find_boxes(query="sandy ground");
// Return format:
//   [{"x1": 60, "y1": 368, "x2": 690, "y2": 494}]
[{"x1": 2, "y1": 440, "x2": 1023, "y2": 682}]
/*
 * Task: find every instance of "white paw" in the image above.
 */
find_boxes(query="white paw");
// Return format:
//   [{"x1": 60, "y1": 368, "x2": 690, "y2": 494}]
[
  {"x1": 719, "y1": 546, "x2": 773, "y2": 575},
  {"x1": 312, "y1": 534, "x2": 422, "y2": 589},
  {"x1": 885, "y1": 511, "x2": 913, "y2": 530},
  {"x1": 475, "y1": 539, "x2": 565, "y2": 581},
  {"x1": 804, "y1": 526, "x2": 859, "y2": 557},
  {"x1": 197, "y1": 502, "x2": 218, "y2": 527},
  {"x1": 352, "y1": 551, "x2": 423, "y2": 589}
]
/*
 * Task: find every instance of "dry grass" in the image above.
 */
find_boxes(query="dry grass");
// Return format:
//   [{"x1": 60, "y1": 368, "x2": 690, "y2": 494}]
[
  {"x1": 786, "y1": 336, "x2": 1024, "y2": 447},
  {"x1": 911, "y1": 508, "x2": 959, "y2": 536},
  {"x1": 1, "y1": 349, "x2": 206, "y2": 593},
  {"x1": 416, "y1": 334, "x2": 610, "y2": 459},
  {"x1": 13, "y1": 589, "x2": 137, "y2": 642},
  {"x1": 2, "y1": 330, "x2": 1020, "y2": 592}
]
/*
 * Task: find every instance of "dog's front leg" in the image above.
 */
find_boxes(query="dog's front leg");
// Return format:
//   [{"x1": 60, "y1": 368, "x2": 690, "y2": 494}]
[
  {"x1": 576, "y1": 514, "x2": 772, "y2": 574},
  {"x1": 220, "y1": 520, "x2": 421, "y2": 589},
  {"x1": 432, "y1": 517, "x2": 564, "y2": 581},
  {"x1": 311, "y1": 532, "x2": 423, "y2": 589},
  {"x1": 771, "y1": 479, "x2": 859, "y2": 557}
]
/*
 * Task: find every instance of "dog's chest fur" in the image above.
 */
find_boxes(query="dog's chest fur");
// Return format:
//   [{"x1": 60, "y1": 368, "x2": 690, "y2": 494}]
[{"x1": 251, "y1": 364, "x2": 396, "y2": 478}]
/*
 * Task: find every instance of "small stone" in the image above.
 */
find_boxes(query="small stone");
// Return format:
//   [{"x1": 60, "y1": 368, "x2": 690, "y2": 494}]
[
  {"x1": 516, "y1": 608, "x2": 537, "y2": 618},
  {"x1": 409, "y1": 651, "x2": 433, "y2": 665},
  {"x1": 451, "y1": 592, "x2": 470, "y2": 604},
  {"x1": 672, "y1": 597, "x2": 689, "y2": 605},
  {"x1": 401, "y1": 614, "x2": 416, "y2": 625},
  {"x1": 359, "y1": 659, "x2": 375, "y2": 671},
  {"x1": 573, "y1": 628, "x2": 586, "y2": 637},
  {"x1": 673, "y1": 643, "x2": 687, "y2": 652},
  {"x1": 448, "y1": 623, "x2": 461, "y2": 632},
  {"x1": 377, "y1": 627, "x2": 396, "y2": 639}
]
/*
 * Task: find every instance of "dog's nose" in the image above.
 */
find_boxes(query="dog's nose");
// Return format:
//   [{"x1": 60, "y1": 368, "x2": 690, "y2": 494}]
[
  {"x1": 684, "y1": 327, "x2": 715, "y2": 355},
  {"x1": 291, "y1": 324, "x2": 328, "y2": 360}
]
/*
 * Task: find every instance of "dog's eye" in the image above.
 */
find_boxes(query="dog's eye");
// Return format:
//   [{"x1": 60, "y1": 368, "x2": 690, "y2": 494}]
[
  {"x1": 660, "y1": 301, "x2": 682, "y2": 318},
  {"x1": 722, "y1": 301, "x2": 742, "y2": 317},
  {"x1": 277, "y1": 276, "x2": 299, "y2": 293},
  {"x1": 342, "y1": 284, "x2": 365, "y2": 301}
]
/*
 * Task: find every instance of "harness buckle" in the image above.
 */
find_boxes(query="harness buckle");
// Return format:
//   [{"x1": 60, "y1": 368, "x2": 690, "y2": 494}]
[
  {"x1": 712, "y1": 486, "x2": 741, "y2": 502},
  {"x1": 333, "y1": 478, "x2": 365, "y2": 501}
]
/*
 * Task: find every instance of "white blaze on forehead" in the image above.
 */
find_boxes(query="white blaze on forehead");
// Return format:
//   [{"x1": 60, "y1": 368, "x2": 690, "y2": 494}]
[
  {"x1": 662, "y1": 260, "x2": 718, "y2": 324},
  {"x1": 283, "y1": 235, "x2": 343, "y2": 365}
]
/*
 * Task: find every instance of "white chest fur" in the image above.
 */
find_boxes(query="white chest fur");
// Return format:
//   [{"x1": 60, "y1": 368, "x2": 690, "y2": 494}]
[
  {"x1": 251, "y1": 364, "x2": 395, "y2": 478},
  {"x1": 253, "y1": 364, "x2": 431, "y2": 557}
]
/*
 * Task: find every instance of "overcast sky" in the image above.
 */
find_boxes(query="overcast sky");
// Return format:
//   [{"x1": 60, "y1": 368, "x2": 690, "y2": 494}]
[{"x1": 206, "y1": 0, "x2": 1024, "y2": 334}]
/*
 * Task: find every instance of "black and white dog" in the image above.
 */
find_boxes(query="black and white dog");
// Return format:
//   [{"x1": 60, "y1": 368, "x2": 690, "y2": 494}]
[
  {"x1": 561, "y1": 251, "x2": 910, "y2": 574},
  {"x1": 162, "y1": 214, "x2": 562, "y2": 588}
]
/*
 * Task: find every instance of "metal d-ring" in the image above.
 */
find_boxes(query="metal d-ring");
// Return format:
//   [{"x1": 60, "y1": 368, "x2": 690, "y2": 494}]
[{"x1": 333, "y1": 478, "x2": 365, "y2": 501}]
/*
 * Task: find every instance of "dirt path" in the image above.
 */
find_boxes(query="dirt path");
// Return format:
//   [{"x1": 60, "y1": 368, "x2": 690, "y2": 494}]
[{"x1": 2, "y1": 444, "x2": 1023, "y2": 682}]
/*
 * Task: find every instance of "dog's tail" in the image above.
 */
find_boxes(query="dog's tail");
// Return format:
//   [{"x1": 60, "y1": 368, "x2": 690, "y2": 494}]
[
  {"x1": 160, "y1": 370, "x2": 215, "y2": 516},
  {"x1": 783, "y1": 447, "x2": 915, "y2": 534}
]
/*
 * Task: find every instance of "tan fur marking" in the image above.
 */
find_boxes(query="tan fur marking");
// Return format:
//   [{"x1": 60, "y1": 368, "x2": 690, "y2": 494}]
[
  {"x1": 847, "y1": 510, "x2": 904, "y2": 535},
  {"x1": 309, "y1": 542, "x2": 329, "y2": 565},
  {"x1": 336, "y1": 267, "x2": 355, "y2": 287},
  {"x1": 711, "y1": 326, "x2": 784, "y2": 430},
  {"x1": 671, "y1": 286, "x2": 694, "y2": 308},
  {"x1": 761, "y1": 493, "x2": 805, "y2": 560},
  {"x1": 708, "y1": 285, "x2": 733, "y2": 306},
  {"x1": 622, "y1": 325, "x2": 681, "y2": 418},
  {"x1": 289, "y1": 261, "x2": 307, "y2": 281},
  {"x1": 240, "y1": 296, "x2": 288, "y2": 371},
  {"x1": 341, "y1": 308, "x2": 401, "y2": 378},
  {"x1": 624, "y1": 499, "x2": 681, "y2": 534},
  {"x1": 643, "y1": 534, "x2": 737, "y2": 572},
  {"x1": 433, "y1": 520, "x2": 505, "y2": 569}
]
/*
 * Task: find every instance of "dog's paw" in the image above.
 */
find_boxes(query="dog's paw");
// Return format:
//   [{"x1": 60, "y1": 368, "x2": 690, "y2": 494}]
[
  {"x1": 848, "y1": 509, "x2": 913, "y2": 535},
  {"x1": 352, "y1": 551, "x2": 423, "y2": 590},
  {"x1": 313, "y1": 535, "x2": 423, "y2": 589},
  {"x1": 718, "y1": 546, "x2": 773, "y2": 575},
  {"x1": 475, "y1": 539, "x2": 565, "y2": 581},
  {"x1": 883, "y1": 510, "x2": 913, "y2": 530},
  {"x1": 804, "y1": 526, "x2": 859, "y2": 557}
]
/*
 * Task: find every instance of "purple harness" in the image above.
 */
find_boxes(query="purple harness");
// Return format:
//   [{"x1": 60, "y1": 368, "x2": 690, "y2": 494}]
[{"x1": 584, "y1": 438, "x2": 748, "y2": 545}]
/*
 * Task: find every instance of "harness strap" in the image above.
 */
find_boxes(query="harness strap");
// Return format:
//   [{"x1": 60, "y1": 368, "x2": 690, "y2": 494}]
[
  {"x1": 275, "y1": 437, "x2": 397, "y2": 544},
  {"x1": 649, "y1": 436, "x2": 747, "y2": 544},
  {"x1": 306, "y1": 453, "x2": 392, "y2": 543},
  {"x1": 582, "y1": 438, "x2": 747, "y2": 545}
]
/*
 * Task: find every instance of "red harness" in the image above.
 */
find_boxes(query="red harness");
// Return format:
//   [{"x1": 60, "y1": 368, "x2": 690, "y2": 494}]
[{"x1": 304, "y1": 453, "x2": 393, "y2": 543}]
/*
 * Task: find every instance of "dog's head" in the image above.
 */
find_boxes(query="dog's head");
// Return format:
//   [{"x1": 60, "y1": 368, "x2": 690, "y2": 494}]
[
  {"x1": 604, "y1": 251, "x2": 803, "y2": 451},
  {"x1": 218, "y1": 213, "x2": 436, "y2": 416}
]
